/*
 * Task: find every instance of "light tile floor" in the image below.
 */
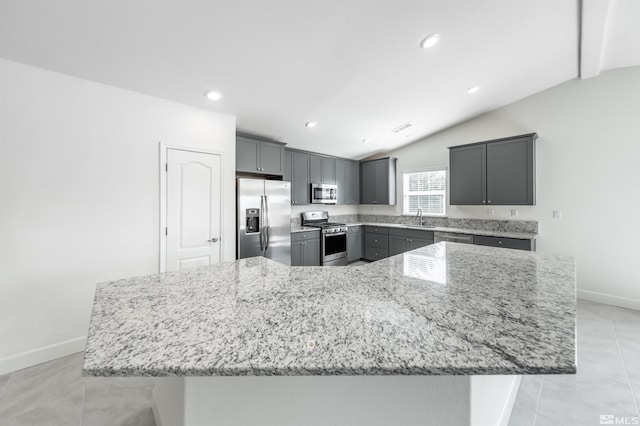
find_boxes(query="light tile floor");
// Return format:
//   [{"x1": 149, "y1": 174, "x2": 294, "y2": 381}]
[
  {"x1": 0, "y1": 300, "x2": 637, "y2": 426},
  {"x1": 509, "y1": 300, "x2": 640, "y2": 425}
]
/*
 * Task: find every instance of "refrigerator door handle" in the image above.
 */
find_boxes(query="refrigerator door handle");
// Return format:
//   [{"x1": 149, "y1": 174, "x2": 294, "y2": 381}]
[
  {"x1": 259, "y1": 195, "x2": 265, "y2": 252},
  {"x1": 264, "y1": 195, "x2": 270, "y2": 250}
]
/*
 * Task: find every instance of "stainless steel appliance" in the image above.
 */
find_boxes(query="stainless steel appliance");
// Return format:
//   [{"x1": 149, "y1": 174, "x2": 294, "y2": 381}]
[
  {"x1": 302, "y1": 211, "x2": 348, "y2": 266},
  {"x1": 237, "y1": 178, "x2": 291, "y2": 265},
  {"x1": 434, "y1": 232, "x2": 474, "y2": 244},
  {"x1": 310, "y1": 183, "x2": 337, "y2": 204}
]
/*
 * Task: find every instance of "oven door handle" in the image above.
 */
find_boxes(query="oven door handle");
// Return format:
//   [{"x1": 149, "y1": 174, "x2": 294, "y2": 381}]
[{"x1": 326, "y1": 231, "x2": 347, "y2": 237}]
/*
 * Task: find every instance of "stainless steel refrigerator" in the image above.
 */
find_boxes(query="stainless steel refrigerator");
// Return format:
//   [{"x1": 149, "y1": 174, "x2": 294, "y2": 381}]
[{"x1": 237, "y1": 178, "x2": 291, "y2": 265}]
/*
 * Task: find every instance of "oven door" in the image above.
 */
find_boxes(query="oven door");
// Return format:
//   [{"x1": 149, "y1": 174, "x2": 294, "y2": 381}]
[{"x1": 322, "y1": 232, "x2": 347, "y2": 263}]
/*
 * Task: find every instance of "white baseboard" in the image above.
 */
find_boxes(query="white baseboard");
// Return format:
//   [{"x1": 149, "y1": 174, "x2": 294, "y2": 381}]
[
  {"x1": 0, "y1": 336, "x2": 86, "y2": 375},
  {"x1": 499, "y1": 375, "x2": 522, "y2": 426},
  {"x1": 578, "y1": 290, "x2": 640, "y2": 311}
]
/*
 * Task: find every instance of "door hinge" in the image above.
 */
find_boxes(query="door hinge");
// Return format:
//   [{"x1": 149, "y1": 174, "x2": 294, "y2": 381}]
[
  {"x1": 165, "y1": 163, "x2": 168, "y2": 172},
  {"x1": 165, "y1": 227, "x2": 168, "y2": 236}
]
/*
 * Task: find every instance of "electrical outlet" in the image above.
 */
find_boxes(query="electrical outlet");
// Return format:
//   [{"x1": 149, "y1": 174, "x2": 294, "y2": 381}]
[
  {"x1": 487, "y1": 208, "x2": 495, "y2": 217},
  {"x1": 553, "y1": 210, "x2": 562, "y2": 219},
  {"x1": 510, "y1": 209, "x2": 518, "y2": 218}
]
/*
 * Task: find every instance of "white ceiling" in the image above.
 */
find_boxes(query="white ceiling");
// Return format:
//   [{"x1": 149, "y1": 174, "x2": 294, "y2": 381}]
[{"x1": 0, "y1": 0, "x2": 638, "y2": 160}]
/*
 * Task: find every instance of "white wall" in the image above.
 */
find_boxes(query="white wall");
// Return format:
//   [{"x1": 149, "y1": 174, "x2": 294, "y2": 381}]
[
  {"x1": 0, "y1": 59, "x2": 236, "y2": 373},
  {"x1": 370, "y1": 66, "x2": 640, "y2": 308}
]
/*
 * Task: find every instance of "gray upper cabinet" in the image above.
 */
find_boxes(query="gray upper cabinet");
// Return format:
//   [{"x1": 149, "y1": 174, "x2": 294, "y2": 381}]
[
  {"x1": 336, "y1": 159, "x2": 360, "y2": 205},
  {"x1": 449, "y1": 133, "x2": 537, "y2": 206},
  {"x1": 486, "y1": 136, "x2": 536, "y2": 205},
  {"x1": 360, "y1": 157, "x2": 397, "y2": 205},
  {"x1": 236, "y1": 135, "x2": 285, "y2": 175},
  {"x1": 284, "y1": 149, "x2": 310, "y2": 205},
  {"x1": 309, "y1": 155, "x2": 336, "y2": 184},
  {"x1": 449, "y1": 143, "x2": 486, "y2": 205}
]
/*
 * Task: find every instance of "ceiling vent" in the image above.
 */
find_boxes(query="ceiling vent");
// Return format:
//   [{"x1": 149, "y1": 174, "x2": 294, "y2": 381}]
[{"x1": 390, "y1": 122, "x2": 412, "y2": 133}]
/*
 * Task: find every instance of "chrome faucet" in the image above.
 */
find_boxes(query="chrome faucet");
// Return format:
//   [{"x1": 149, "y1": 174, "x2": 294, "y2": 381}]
[{"x1": 417, "y1": 208, "x2": 424, "y2": 226}]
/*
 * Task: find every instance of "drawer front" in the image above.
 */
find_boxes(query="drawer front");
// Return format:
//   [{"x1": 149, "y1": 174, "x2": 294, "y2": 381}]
[
  {"x1": 364, "y1": 225, "x2": 389, "y2": 235},
  {"x1": 348, "y1": 225, "x2": 361, "y2": 234},
  {"x1": 388, "y1": 228, "x2": 434, "y2": 240},
  {"x1": 364, "y1": 233, "x2": 388, "y2": 249},
  {"x1": 364, "y1": 246, "x2": 389, "y2": 261},
  {"x1": 473, "y1": 235, "x2": 532, "y2": 251},
  {"x1": 291, "y1": 230, "x2": 320, "y2": 242}
]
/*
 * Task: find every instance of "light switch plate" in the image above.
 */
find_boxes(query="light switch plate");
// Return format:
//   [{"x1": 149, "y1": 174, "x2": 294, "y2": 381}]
[
  {"x1": 553, "y1": 210, "x2": 562, "y2": 219},
  {"x1": 510, "y1": 209, "x2": 518, "y2": 218},
  {"x1": 487, "y1": 208, "x2": 495, "y2": 217}
]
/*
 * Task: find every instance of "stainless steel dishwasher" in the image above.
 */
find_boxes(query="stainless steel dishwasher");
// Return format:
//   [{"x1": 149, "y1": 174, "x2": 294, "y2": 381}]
[{"x1": 434, "y1": 232, "x2": 474, "y2": 244}]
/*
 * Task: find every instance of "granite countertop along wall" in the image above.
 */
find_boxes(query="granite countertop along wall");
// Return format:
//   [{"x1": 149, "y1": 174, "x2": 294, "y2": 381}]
[
  {"x1": 291, "y1": 215, "x2": 538, "y2": 239},
  {"x1": 83, "y1": 243, "x2": 576, "y2": 377}
]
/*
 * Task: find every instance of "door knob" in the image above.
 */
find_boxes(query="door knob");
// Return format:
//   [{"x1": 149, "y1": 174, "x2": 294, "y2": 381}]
[{"x1": 208, "y1": 237, "x2": 219, "y2": 243}]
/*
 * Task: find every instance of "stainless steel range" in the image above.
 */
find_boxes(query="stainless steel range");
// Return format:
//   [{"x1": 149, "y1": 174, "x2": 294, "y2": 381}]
[{"x1": 301, "y1": 211, "x2": 348, "y2": 266}]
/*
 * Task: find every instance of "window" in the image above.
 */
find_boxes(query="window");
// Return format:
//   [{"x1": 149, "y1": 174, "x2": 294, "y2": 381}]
[{"x1": 403, "y1": 169, "x2": 446, "y2": 216}]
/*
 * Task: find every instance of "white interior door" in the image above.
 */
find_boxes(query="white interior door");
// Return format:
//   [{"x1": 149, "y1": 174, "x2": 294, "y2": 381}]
[{"x1": 166, "y1": 149, "x2": 221, "y2": 271}]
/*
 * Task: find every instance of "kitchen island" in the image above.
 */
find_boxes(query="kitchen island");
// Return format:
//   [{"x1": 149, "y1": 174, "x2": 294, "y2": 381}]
[{"x1": 83, "y1": 242, "x2": 576, "y2": 425}]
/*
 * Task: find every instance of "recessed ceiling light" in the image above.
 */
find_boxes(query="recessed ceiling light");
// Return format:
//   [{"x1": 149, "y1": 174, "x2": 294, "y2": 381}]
[
  {"x1": 305, "y1": 121, "x2": 318, "y2": 128},
  {"x1": 420, "y1": 33, "x2": 441, "y2": 49},
  {"x1": 466, "y1": 85, "x2": 480, "y2": 94},
  {"x1": 390, "y1": 122, "x2": 412, "y2": 133},
  {"x1": 205, "y1": 90, "x2": 223, "y2": 101},
  {"x1": 362, "y1": 138, "x2": 373, "y2": 144}
]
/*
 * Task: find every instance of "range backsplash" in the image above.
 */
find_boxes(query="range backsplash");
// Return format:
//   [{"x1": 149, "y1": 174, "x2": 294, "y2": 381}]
[{"x1": 291, "y1": 214, "x2": 538, "y2": 234}]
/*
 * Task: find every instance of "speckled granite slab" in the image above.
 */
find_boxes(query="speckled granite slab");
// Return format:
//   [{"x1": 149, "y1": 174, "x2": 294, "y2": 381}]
[{"x1": 83, "y1": 243, "x2": 575, "y2": 377}]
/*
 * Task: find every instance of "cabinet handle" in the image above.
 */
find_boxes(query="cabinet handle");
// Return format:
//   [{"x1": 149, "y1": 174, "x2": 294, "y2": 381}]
[
  {"x1": 488, "y1": 200, "x2": 492, "y2": 204},
  {"x1": 374, "y1": 239, "x2": 378, "y2": 242},
  {"x1": 498, "y1": 240, "x2": 502, "y2": 245},
  {"x1": 482, "y1": 200, "x2": 486, "y2": 204}
]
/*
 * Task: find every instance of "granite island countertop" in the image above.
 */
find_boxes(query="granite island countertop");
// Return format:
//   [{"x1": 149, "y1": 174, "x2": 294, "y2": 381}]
[{"x1": 83, "y1": 242, "x2": 575, "y2": 377}]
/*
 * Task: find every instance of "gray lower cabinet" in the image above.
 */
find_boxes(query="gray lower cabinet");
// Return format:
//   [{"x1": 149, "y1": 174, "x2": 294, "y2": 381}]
[
  {"x1": 347, "y1": 225, "x2": 362, "y2": 262},
  {"x1": 360, "y1": 157, "x2": 397, "y2": 205},
  {"x1": 389, "y1": 228, "x2": 434, "y2": 256},
  {"x1": 449, "y1": 133, "x2": 537, "y2": 205},
  {"x1": 291, "y1": 231, "x2": 320, "y2": 266},
  {"x1": 336, "y1": 159, "x2": 360, "y2": 205},
  {"x1": 363, "y1": 226, "x2": 389, "y2": 261},
  {"x1": 309, "y1": 154, "x2": 336, "y2": 184},
  {"x1": 473, "y1": 235, "x2": 535, "y2": 251},
  {"x1": 236, "y1": 135, "x2": 286, "y2": 175},
  {"x1": 284, "y1": 150, "x2": 310, "y2": 205}
]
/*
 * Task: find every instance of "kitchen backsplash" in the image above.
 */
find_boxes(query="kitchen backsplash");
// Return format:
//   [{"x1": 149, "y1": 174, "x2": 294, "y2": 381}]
[{"x1": 291, "y1": 214, "x2": 538, "y2": 234}]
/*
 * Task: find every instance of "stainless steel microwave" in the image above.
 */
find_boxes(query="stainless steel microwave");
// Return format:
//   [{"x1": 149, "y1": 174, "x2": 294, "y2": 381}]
[{"x1": 311, "y1": 183, "x2": 337, "y2": 204}]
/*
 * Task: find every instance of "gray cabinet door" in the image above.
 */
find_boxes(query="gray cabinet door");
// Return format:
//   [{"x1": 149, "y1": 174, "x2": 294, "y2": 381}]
[
  {"x1": 449, "y1": 143, "x2": 486, "y2": 205},
  {"x1": 292, "y1": 151, "x2": 310, "y2": 205},
  {"x1": 260, "y1": 141, "x2": 285, "y2": 175},
  {"x1": 302, "y1": 239, "x2": 321, "y2": 266},
  {"x1": 335, "y1": 160, "x2": 347, "y2": 205},
  {"x1": 360, "y1": 158, "x2": 396, "y2": 205},
  {"x1": 408, "y1": 237, "x2": 432, "y2": 250},
  {"x1": 322, "y1": 158, "x2": 336, "y2": 184},
  {"x1": 347, "y1": 161, "x2": 360, "y2": 205},
  {"x1": 347, "y1": 227, "x2": 362, "y2": 262},
  {"x1": 486, "y1": 136, "x2": 535, "y2": 205},
  {"x1": 360, "y1": 161, "x2": 375, "y2": 204},
  {"x1": 389, "y1": 235, "x2": 408, "y2": 256},
  {"x1": 291, "y1": 240, "x2": 303, "y2": 266},
  {"x1": 236, "y1": 136, "x2": 260, "y2": 173},
  {"x1": 374, "y1": 159, "x2": 390, "y2": 204},
  {"x1": 284, "y1": 150, "x2": 293, "y2": 183},
  {"x1": 309, "y1": 155, "x2": 322, "y2": 183}
]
